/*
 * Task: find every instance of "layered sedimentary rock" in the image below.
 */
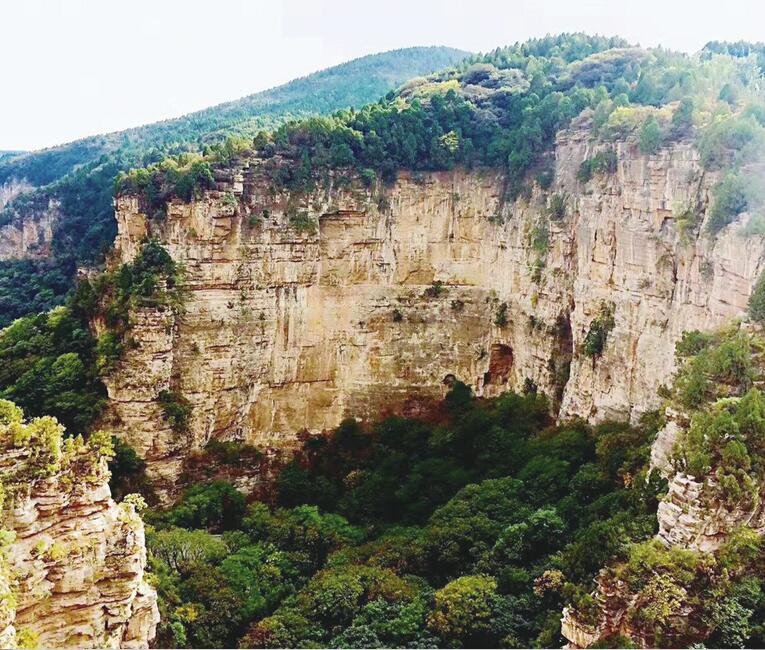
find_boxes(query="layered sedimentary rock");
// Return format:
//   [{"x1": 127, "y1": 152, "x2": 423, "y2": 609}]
[
  {"x1": 0, "y1": 405, "x2": 158, "y2": 648},
  {"x1": 103, "y1": 125, "x2": 765, "y2": 495},
  {"x1": 655, "y1": 472, "x2": 765, "y2": 551},
  {"x1": 0, "y1": 180, "x2": 59, "y2": 259}
]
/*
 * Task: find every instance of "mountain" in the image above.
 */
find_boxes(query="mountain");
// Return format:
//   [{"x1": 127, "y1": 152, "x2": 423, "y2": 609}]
[{"x1": 0, "y1": 45, "x2": 469, "y2": 326}]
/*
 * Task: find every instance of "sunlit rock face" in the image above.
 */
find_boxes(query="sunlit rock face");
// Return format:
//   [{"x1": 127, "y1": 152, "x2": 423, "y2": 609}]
[
  {"x1": 103, "y1": 124, "x2": 765, "y2": 498},
  {"x1": 0, "y1": 179, "x2": 59, "y2": 260},
  {"x1": 0, "y1": 409, "x2": 158, "y2": 649}
]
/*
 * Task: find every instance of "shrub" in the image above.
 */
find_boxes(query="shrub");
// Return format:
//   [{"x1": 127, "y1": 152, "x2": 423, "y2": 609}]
[
  {"x1": 288, "y1": 210, "x2": 318, "y2": 235},
  {"x1": 671, "y1": 97, "x2": 694, "y2": 137},
  {"x1": 165, "y1": 480, "x2": 246, "y2": 531},
  {"x1": 158, "y1": 390, "x2": 192, "y2": 433},
  {"x1": 547, "y1": 193, "x2": 568, "y2": 220},
  {"x1": 707, "y1": 173, "x2": 749, "y2": 234},
  {"x1": 203, "y1": 439, "x2": 263, "y2": 466},
  {"x1": 699, "y1": 115, "x2": 765, "y2": 169},
  {"x1": 577, "y1": 149, "x2": 618, "y2": 183},
  {"x1": 424, "y1": 281, "x2": 446, "y2": 298},
  {"x1": 749, "y1": 271, "x2": 765, "y2": 322},
  {"x1": 583, "y1": 303, "x2": 616, "y2": 358},
  {"x1": 494, "y1": 302, "x2": 508, "y2": 327},
  {"x1": 638, "y1": 115, "x2": 663, "y2": 154}
]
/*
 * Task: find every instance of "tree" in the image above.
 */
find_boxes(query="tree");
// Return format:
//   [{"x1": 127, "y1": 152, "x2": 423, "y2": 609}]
[
  {"x1": 671, "y1": 97, "x2": 694, "y2": 136},
  {"x1": 749, "y1": 271, "x2": 765, "y2": 322},
  {"x1": 708, "y1": 173, "x2": 750, "y2": 234},
  {"x1": 638, "y1": 115, "x2": 662, "y2": 154},
  {"x1": 148, "y1": 527, "x2": 227, "y2": 574},
  {"x1": 167, "y1": 480, "x2": 246, "y2": 531},
  {"x1": 427, "y1": 574, "x2": 498, "y2": 645}
]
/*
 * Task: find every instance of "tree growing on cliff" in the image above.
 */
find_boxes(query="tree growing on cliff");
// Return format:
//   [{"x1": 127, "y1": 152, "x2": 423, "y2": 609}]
[
  {"x1": 638, "y1": 115, "x2": 663, "y2": 154},
  {"x1": 749, "y1": 271, "x2": 765, "y2": 322}
]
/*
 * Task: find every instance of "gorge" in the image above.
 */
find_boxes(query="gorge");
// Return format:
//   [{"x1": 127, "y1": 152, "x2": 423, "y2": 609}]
[{"x1": 3, "y1": 33, "x2": 765, "y2": 648}]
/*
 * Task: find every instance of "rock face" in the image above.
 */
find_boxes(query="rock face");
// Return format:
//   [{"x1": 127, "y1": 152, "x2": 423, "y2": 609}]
[
  {"x1": 0, "y1": 179, "x2": 34, "y2": 211},
  {"x1": 103, "y1": 126, "x2": 765, "y2": 495},
  {"x1": 657, "y1": 472, "x2": 765, "y2": 552},
  {"x1": 0, "y1": 181, "x2": 59, "y2": 260},
  {"x1": 0, "y1": 405, "x2": 158, "y2": 648}
]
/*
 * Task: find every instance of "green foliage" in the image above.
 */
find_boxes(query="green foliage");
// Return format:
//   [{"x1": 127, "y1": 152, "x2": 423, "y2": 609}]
[
  {"x1": 427, "y1": 575, "x2": 498, "y2": 644},
  {"x1": 749, "y1": 271, "x2": 765, "y2": 322},
  {"x1": 699, "y1": 114, "x2": 765, "y2": 170},
  {"x1": 109, "y1": 436, "x2": 157, "y2": 503},
  {"x1": 0, "y1": 257, "x2": 76, "y2": 328},
  {"x1": 638, "y1": 115, "x2": 663, "y2": 154},
  {"x1": 583, "y1": 302, "x2": 616, "y2": 358},
  {"x1": 141, "y1": 382, "x2": 660, "y2": 648},
  {"x1": 201, "y1": 439, "x2": 262, "y2": 466},
  {"x1": 0, "y1": 303, "x2": 106, "y2": 432},
  {"x1": 547, "y1": 192, "x2": 569, "y2": 220},
  {"x1": 672, "y1": 97, "x2": 695, "y2": 136},
  {"x1": 668, "y1": 327, "x2": 765, "y2": 507},
  {"x1": 424, "y1": 280, "x2": 447, "y2": 298},
  {"x1": 286, "y1": 209, "x2": 317, "y2": 235},
  {"x1": 577, "y1": 148, "x2": 618, "y2": 183},
  {"x1": 116, "y1": 154, "x2": 217, "y2": 215},
  {"x1": 158, "y1": 390, "x2": 192, "y2": 433},
  {"x1": 159, "y1": 481, "x2": 247, "y2": 532},
  {"x1": 494, "y1": 301, "x2": 509, "y2": 327},
  {"x1": 707, "y1": 172, "x2": 751, "y2": 234},
  {"x1": 85, "y1": 239, "x2": 184, "y2": 374}
]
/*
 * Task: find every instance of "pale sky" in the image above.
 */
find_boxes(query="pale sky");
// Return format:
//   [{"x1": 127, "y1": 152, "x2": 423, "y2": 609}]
[{"x1": 2, "y1": 0, "x2": 765, "y2": 151}]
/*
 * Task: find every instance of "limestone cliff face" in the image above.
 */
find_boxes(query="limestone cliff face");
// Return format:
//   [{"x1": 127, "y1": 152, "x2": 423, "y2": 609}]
[
  {"x1": 0, "y1": 179, "x2": 34, "y2": 211},
  {"x1": 102, "y1": 126, "x2": 765, "y2": 496},
  {"x1": 0, "y1": 181, "x2": 58, "y2": 260},
  {"x1": 0, "y1": 408, "x2": 158, "y2": 648}
]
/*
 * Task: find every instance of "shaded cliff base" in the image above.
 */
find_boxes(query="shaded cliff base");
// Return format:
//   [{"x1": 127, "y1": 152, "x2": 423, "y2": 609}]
[{"x1": 139, "y1": 383, "x2": 664, "y2": 649}]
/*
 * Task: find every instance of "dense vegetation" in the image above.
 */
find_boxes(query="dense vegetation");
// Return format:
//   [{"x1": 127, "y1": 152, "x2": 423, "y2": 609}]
[
  {"x1": 0, "y1": 239, "x2": 183, "y2": 432},
  {"x1": 0, "y1": 46, "x2": 467, "y2": 326},
  {"x1": 139, "y1": 383, "x2": 663, "y2": 648},
  {"x1": 560, "y1": 325, "x2": 765, "y2": 648}
]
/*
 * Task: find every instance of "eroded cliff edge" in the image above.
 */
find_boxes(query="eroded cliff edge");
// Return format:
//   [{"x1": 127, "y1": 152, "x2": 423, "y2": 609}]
[
  {"x1": 0, "y1": 401, "x2": 158, "y2": 648},
  {"x1": 102, "y1": 125, "x2": 765, "y2": 495}
]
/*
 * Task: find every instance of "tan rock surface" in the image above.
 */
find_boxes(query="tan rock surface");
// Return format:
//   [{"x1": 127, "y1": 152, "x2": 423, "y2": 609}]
[
  {"x1": 0, "y1": 409, "x2": 158, "y2": 649},
  {"x1": 102, "y1": 129, "x2": 765, "y2": 497}
]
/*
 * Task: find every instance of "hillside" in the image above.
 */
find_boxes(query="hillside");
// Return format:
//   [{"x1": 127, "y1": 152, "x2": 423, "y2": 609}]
[{"x1": 0, "y1": 45, "x2": 468, "y2": 326}]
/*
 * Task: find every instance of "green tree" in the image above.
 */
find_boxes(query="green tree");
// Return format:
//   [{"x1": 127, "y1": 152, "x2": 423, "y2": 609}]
[
  {"x1": 638, "y1": 115, "x2": 662, "y2": 154},
  {"x1": 427, "y1": 574, "x2": 498, "y2": 645}
]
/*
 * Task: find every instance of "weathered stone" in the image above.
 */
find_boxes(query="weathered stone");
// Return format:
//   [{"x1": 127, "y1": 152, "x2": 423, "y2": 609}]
[
  {"x1": 102, "y1": 128, "x2": 765, "y2": 499},
  {"x1": 0, "y1": 431, "x2": 158, "y2": 648}
]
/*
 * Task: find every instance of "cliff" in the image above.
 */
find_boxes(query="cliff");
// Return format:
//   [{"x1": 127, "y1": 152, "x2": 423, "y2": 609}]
[
  {"x1": 102, "y1": 123, "x2": 765, "y2": 497},
  {"x1": 0, "y1": 180, "x2": 58, "y2": 260},
  {"x1": 0, "y1": 400, "x2": 158, "y2": 648}
]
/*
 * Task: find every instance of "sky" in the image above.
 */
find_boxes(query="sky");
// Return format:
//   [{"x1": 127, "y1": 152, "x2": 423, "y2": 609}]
[{"x1": 2, "y1": 0, "x2": 765, "y2": 151}]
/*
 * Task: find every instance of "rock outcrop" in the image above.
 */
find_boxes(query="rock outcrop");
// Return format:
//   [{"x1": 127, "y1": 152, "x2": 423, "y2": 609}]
[
  {"x1": 0, "y1": 401, "x2": 158, "y2": 648},
  {"x1": 102, "y1": 124, "x2": 765, "y2": 496},
  {"x1": 0, "y1": 181, "x2": 59, "y2": 260}
]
